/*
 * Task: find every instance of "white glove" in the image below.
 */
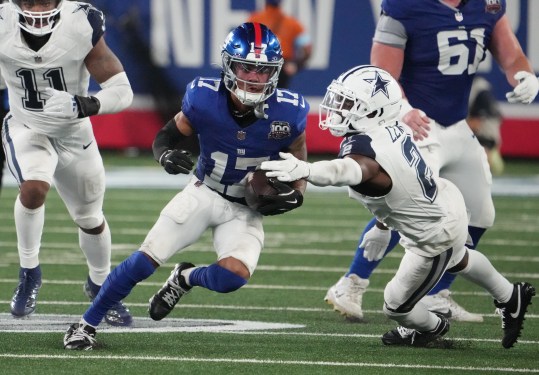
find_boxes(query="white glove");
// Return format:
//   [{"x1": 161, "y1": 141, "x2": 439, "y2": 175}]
[
  {"x1": 42, "y1": 87, "x2": 79, "y2": 119},
  {"x1": 506, "y1": 71, "x2": 539, "y2": 104},
  {"x1": 261, "y1": 152, "x2": 310, "y2": 182},
  {"x1": 360, "y1": 225, "x2": 391, "y2": 262}
]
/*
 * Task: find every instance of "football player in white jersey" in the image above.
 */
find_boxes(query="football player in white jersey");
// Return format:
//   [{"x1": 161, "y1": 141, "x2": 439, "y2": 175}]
[
  {"x1": 261, "y1": 65, "x2": 535, "y2": 348},
  {"x1": 0, "y1": 0, "x2": 133, "y2": 325},
  {"x1": 325, "y1": 0, "x2": 539, "y2": 324}
]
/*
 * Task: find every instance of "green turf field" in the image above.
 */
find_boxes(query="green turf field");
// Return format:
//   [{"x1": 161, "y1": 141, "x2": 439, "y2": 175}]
[{"x1": 0, "y1": 159, "x2": 538, "y2": 374}]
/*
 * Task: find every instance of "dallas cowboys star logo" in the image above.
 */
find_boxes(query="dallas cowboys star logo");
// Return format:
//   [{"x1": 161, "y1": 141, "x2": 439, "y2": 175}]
[
  {"x1": 73, "y1": 3, "x2": 94, "y2": 15},
  {"x1": 363, "y1": 71, "x2": 391, "y2": 99}
]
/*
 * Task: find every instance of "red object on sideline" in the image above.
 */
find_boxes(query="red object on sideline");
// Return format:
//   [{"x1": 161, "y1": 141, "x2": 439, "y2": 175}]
[{"x1": 91, "y1": 111, "x2": 539, "y2": 158}]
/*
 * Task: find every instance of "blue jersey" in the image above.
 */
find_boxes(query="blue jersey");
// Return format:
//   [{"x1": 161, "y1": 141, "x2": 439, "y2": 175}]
[
  {"x1": 381, "y1": 0, "x2": 505, "y2": 126},
  {"x1": 182, "y1": 77, "x2": 309, "y2": 199}
]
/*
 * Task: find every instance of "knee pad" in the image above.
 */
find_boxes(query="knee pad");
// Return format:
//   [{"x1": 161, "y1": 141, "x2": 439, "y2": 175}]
[{"x1": 75, "y1": 213, "x2": 104, "y2": 230}]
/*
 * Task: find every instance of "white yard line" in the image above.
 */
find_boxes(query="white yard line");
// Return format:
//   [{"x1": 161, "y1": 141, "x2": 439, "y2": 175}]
[{"x1": 0, "y1": 353, "x2": 537, "y2": 373}]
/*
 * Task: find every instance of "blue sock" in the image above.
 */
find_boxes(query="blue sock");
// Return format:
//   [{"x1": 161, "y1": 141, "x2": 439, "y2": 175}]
[
  {"x1": 428, "y1": 225, "x2": 487, "y2": 295},
  {"x1": 189, "y1": 263, "x2": 247, "y2": 293},
  {"x1": 83, "y1": 251, "x2": 156, "y2": 326},
  {"x1": 348, "y1": 217, "x2": 400, "y2": 279}
]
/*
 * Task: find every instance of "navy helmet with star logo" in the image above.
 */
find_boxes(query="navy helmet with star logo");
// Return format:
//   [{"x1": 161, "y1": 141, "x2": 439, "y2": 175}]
[{"x1": 319, "y1": 65, "x2": 402, "y2": 136}]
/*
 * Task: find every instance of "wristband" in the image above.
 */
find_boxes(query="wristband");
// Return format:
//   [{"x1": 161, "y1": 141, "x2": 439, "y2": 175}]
[{"x1": 74, "y1": 95, "x2": 100, "y2": 118}]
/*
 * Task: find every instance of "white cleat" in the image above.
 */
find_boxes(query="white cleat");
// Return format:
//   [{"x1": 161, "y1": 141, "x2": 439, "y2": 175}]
[
  {"x1": 324, "y1": 274, "x2": 369, "y2": 321},
  {"x1": 421, "y1": 289, "x2": 483, "y2": 323}
]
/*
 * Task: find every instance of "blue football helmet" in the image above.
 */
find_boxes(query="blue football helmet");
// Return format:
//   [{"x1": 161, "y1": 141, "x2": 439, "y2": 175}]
[
  {"x1": 221, "y1": 22, "x2": 283, "y2": 107},
  {"x1": 10, "y1": 0, "x2": 64, "y2": 36}
]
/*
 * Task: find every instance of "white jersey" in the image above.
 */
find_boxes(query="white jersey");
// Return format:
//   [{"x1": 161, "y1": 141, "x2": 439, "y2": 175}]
[
  {"x1": 342, "y1": 122, "x2": 468, "y2": 257},
  {"x1": 0, "y1": 2, "x2": 105, "y2": 137}
]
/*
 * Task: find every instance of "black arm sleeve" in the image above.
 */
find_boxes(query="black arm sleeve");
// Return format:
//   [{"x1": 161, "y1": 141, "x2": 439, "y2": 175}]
[{"x1": 152, "y1": 118, "x2": 188, "y2": 162}]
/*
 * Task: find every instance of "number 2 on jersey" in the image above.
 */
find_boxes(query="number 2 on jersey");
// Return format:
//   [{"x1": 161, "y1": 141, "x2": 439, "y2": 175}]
[{"x1": 401, "y1": 136, "x2": 438, "y2": 202}]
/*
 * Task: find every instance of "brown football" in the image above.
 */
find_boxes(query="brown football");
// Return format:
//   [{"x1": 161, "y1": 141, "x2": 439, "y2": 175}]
[{"x1": 244, "y1": 170, "x2": 278, "y2": 210}]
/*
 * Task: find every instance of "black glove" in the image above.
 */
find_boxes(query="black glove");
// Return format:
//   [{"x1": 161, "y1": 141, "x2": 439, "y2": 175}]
[
  {"x1": 159, "y1": 149, "x2": 194, "y2": 175},
  {"x1": 257, "y1": 178, "x2": 303, "y2": 216}
]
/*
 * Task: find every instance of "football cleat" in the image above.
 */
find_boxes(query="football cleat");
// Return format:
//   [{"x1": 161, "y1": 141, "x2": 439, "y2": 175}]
[
  {"x1": 148, "y1": 262, "x2": 195, "y2": 321},
  {"x1": 84, "y1": 277, "x2": 133, "y2": 327},
  {"x1": 324, "y1": 274, "x2": 369, "y2": 321},
  {"x1": 494, "y1": 282, "x2": 536, "y2": 349},
  {"x1": 64, "y1": 323, "x2": 97, "y2": 350},
  {"x1": 421, "y1": 289, "x2": 483, "y2": 322},
  {"x1": 11, "y1": 266, "x2": 42, "y2": 318},
  {"x1": 382, "y1": 314, "x2": 450, "y2": 347}
]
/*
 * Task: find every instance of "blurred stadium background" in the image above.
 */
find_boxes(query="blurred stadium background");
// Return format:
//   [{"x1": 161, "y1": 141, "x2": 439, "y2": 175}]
[
  {"x1": 1, "y1": 2, "x2": 539, "y2": 373},
  {"x1": 82, "y1": 0, "x2": 539, "y2": 159}
]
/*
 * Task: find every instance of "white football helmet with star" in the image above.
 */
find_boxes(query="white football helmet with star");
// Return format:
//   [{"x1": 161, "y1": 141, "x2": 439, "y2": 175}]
[{"x1": 319, "y1": 65, "x2": 402, "y2": 136}]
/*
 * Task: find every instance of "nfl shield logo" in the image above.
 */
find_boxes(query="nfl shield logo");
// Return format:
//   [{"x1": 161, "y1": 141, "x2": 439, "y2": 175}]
[
  {"x1": 237, "y1": 131, "x2": 246, "y2": 140},
  {"x1": 485, "y1": 0, "x2": 501, "y2": 14}
]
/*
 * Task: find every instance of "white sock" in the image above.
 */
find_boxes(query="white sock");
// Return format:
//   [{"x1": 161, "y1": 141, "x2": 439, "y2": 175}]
[
  {"x1": 79, "y1": 219, "x2": 111, "y2": 285},
  {"x1": 14, "y1": 195, "x2": 44, "y2": 269},
  {"x1": 456, "y1": 250, "x2": 513, "y2": 303},
  {"x1": 181, "y1": 267, "x2": 197, "y2": 287}
]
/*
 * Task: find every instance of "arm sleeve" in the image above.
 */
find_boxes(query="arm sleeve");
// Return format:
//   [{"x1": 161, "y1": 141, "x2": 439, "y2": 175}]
[
  {"x1": 94, "y1": 72, "x2": 134, "y2": 114},
  {"x1": 152, "y1": 118, "x2": 188, "y2": 162},
  {"x1": 307, "y1": 157, "x2": 363, "y2": 187},
  {"x1": 372, "y1": 14, "x2": 407, "y2": 49}
]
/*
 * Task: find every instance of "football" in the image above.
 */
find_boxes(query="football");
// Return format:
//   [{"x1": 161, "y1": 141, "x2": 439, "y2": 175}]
[{"x1": 244, "y1": 170, "x2": 278, "y2": 210}]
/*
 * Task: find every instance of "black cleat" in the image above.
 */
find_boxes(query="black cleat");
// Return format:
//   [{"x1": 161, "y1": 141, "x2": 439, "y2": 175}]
[
  {"x1": 64, "y1": 323, "x2": 97, "y2": 350},
  {"x1": 11, "y1": 266, "x2": 42, "y2": 318},
  {"x1": 494, "y1": 282, "x2": 536, "y2": 349},
  {"x1": 382, "y1": 314, "x2": 450, "y2": 347},
  {"x1": 148, "y1": 262, "x2": 195, "y2": 321},
  {"x1": 84, "y1": 277, "x2": 133, "y2": 327}
]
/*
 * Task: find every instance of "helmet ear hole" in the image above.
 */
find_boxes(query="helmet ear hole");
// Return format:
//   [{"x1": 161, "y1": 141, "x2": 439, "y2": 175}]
[{"x1": 366, "y1": 110, "x2": 378, "y2": 119}]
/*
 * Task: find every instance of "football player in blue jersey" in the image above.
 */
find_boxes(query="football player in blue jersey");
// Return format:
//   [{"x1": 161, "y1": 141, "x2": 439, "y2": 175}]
[
  {"x1": 64, "y1": 22, "x2": 309, "y2": 350},
  {"x1": 1, "y1": 0, "x2": 133, "y2": 324},
  {"x1": 262, "y1": 65, "x2": 535, "y2": 348},
  {"x1": 324, "y1": 0, "x2": 539, "y2": 322}
]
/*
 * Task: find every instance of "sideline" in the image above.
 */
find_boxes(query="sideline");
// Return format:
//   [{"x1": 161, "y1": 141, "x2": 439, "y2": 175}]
[{"x1": 4, "y1": 166, "x2": 539, "y2": 196}]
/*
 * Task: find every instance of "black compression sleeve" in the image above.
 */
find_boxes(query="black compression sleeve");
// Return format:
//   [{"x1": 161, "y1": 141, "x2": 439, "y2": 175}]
[{"x1": 152, "y1": 118, "x2": 187, "y2": 162}]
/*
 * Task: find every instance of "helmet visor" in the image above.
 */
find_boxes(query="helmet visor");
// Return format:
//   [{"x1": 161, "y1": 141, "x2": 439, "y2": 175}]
[
  {"x1": 319, "y1": 81, "x2": 360, "y2": 136},
  {"x1": 223, "y1": 54, "x2": 282, "y2": 106}
]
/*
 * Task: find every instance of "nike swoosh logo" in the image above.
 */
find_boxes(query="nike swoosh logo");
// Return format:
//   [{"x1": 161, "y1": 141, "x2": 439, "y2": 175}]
[
  {"x1": 83, "y1": 141, "x2": 94, "y2": 150},
  {"x1": 286, "y1": 199, "x2": 297, "y2": 204},
  {"x1": 510, "y1": 284, "x2": 521, "y2": 319},
  {"x1": 280, "y1": 190, "x2": 295, "y2": 197}
]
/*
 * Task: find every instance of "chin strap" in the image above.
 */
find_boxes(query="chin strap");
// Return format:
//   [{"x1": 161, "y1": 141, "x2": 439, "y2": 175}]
[{"x1": 254, "y1": 102, "x2": 268, "y2": 119}]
